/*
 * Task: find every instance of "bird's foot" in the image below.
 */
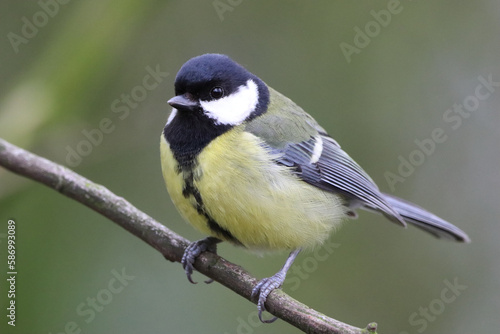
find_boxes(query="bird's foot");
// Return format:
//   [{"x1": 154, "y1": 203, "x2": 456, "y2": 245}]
[
  {"x1": 250, "y1": 249, "x2": 301, "y2": 324},
  {"x1": 181, "y1": 237, "x2": 220, "y2": 284},
  {"x1": 251, "y1": 272, "x2": 287, "y2": 323}
]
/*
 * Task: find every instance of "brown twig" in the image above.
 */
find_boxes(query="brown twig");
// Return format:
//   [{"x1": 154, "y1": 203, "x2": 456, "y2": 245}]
[{"x1": 0, "y1": 138, "x2": 378, "y2": 334}]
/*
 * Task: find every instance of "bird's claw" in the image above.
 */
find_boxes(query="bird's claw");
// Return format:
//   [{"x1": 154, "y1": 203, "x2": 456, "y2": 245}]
[
  {"x1": 181, "y1": 242, "x2": 202, "y2": 284},
  {"x1": 181, "y1": 237, "x2": 219, "y2": 284},
  {"x1": 251, "y1": 272, "x2": 286, "y2": 323}
]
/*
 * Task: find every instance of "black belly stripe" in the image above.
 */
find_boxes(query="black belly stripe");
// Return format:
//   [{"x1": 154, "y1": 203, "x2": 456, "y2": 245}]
[{"x1": 182, "y1": 170, "x2": 242, "y2": 245}]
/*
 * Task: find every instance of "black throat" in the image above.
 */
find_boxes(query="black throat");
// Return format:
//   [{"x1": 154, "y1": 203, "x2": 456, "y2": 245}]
[{"x1": 163, "y1": 109, "x2": 231, "y2": 169}]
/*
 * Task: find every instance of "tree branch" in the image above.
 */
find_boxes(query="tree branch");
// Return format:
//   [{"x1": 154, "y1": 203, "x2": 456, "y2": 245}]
[{"x1": 0, "y1": 138, "x2": 378, "y2": 334}]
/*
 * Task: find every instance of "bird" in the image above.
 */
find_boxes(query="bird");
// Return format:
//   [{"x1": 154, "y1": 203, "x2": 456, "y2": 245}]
[{"x1": 159, "y1": 53, "x2": 470, "y2": 323}]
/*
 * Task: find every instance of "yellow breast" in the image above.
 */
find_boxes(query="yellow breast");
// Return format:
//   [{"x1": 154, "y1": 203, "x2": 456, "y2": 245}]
[{"x1": 160, "y1": 128, "x2": 346, "y2": 251}]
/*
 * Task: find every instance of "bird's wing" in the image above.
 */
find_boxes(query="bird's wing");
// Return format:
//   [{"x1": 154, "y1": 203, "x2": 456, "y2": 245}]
[{"x1": 245, "y1": 88, "x2": 406, "y2": 226}]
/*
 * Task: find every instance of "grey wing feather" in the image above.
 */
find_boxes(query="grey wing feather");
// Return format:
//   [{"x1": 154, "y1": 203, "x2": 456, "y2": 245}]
[
  {"x1": 275, "y1": 135, "x2": 471, "y2": 241},
  {"x1": 276, "y1": 134, "x2": 407, "y2": 227},
  {"x1": 276, "y1": 135, "x2": 471, "y2": 241}
]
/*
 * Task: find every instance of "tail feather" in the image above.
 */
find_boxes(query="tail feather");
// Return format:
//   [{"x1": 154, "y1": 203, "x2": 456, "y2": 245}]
[{"x1": 381, "y1": 193, "x2": 470, "y2": 243}]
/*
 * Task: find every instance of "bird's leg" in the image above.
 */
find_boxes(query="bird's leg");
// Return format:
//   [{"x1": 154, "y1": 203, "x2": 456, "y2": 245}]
[
  {"x1": 251, "y1": 248, "x2": 301, "y2": 323},
  {"x1": 181, "y1": 237, "x2": 221, "y2": 284}
]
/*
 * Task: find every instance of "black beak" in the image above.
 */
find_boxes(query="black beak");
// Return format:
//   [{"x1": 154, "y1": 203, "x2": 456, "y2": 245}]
[{"x1": 167, "y1": 94, "x2": 199, "y2": 111}]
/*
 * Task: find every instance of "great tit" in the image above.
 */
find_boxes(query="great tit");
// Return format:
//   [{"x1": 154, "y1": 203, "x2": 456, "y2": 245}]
[{"x1": 160, "y1": 54, "x2": 470, "y2": 323}]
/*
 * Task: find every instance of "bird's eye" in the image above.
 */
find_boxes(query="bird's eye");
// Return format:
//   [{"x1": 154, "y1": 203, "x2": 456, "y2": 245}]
[{"x1": 210, "y1": 86, "x2": 224, "y2": 99}]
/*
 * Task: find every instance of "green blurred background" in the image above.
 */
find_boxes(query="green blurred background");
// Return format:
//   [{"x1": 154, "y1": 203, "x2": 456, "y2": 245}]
[{"x1": 1, "y1": 1, "x2": 499, "y2": 333}]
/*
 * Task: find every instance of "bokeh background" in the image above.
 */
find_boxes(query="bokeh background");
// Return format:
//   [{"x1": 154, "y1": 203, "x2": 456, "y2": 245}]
[{"x1": 1, "y1": 1, "x2": 499, "y2": 333}]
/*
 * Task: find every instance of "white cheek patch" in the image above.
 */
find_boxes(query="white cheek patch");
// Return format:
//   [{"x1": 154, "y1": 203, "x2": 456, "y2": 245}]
[
  {"x1": 200, "y1": 79, "x2": 259, "y2": 125},
  {"x1": 166, "y1": 108, "x2": 177, "y2": 125},
  {"x1": 310, "y1": 135, "x2": 323, "y2": 164}
]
